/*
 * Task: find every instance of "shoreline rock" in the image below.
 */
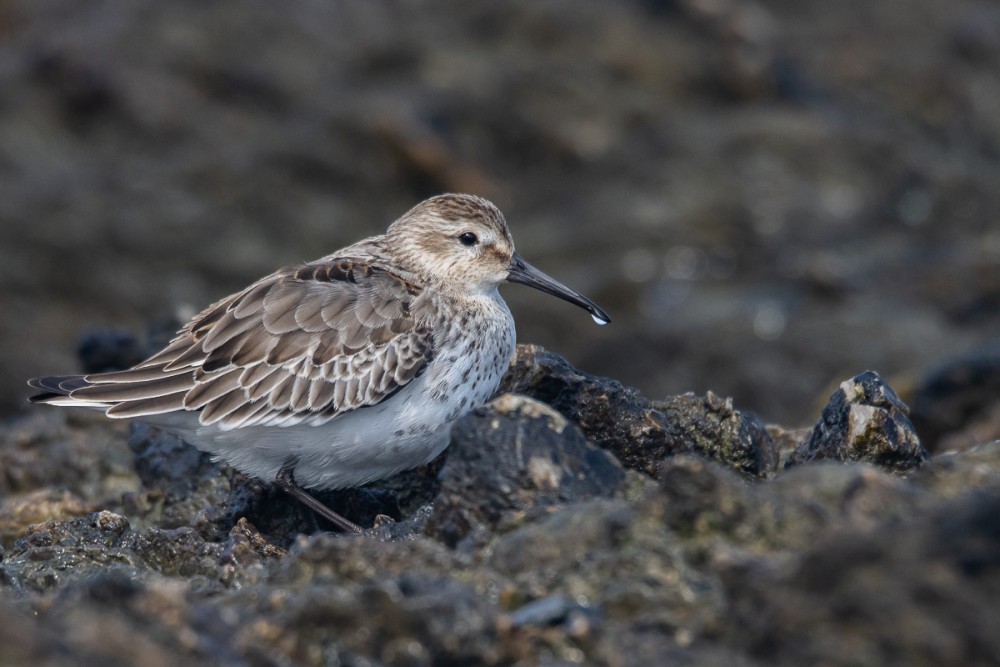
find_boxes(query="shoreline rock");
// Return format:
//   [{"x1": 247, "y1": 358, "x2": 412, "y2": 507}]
[{"x1": 2, "y1": 344, "x2": 999, "y2": 666}]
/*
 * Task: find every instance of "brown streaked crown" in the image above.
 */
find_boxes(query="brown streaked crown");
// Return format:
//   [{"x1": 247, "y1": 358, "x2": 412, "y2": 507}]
[{"x1": 385, "y1": 194, "x2": 516, "y2": 292}]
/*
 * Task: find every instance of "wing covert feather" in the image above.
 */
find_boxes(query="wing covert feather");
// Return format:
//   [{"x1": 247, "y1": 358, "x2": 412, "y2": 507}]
[{"x1": 66, "y1": 258, "x2": 436, "y2": 428}]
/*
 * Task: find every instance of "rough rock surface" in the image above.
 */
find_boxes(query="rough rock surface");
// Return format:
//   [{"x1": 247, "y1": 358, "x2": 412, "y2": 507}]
[
  {"x1": 785, "y1": 370, "x2": 927, "y2": 472},
  {"x1": 910, "y1": 345, "x2": 1000, "y2": 453},
  {"x1": 3, "y1": 344, "x2": 1000, "y2": 665},
  {"x1": 499, "y1": 344, "x2": 779, "y2": 478},
  {"x1": 426, "y1": 393, "x2": 627, "y2": 548}
]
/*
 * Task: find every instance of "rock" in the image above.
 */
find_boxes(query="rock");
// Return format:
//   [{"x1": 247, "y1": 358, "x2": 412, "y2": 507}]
[
  {"x1": 0, "y1": 411, "x2": 137, "y2": 505},
  {"x1": 488, "y1": 491, "x2": 726, "y2": 645},
  {"x1": 655, "y1": 455, "x2": 925, "y2": 551},
  {"x1": 910, "y1": 345, "x2": 1000, "y2": 452},
  {"x1": 11, "y1": 570, "x2": 242, "y2": 667},
  {"x1": 498, "y1": 344, "x2": 779, "y2": 478},
  {"x1": 75, "y1": 329, "x2": 148, "y2": 375},
  {"x1": 4, "y1": 358, "x2": 1000, "y2": 665},
  {"x1": 0, "y1": 510, "x2": 280, "y2": 595},
  {"x1": 127, "y1": 423, "x2": 228, "y2": 520},
  {"x1": 426, "y1": 394, "x2": 626, "y2": 547},
  {"x1": 717, "y1": 491, "x2": 1000, "y2": 666},
  {"x1": 785, "y1": 370, "x2": 927, "y2": 472},
  {"x1": 242, "y1": 533, "x2": 506, "y2": 665},
  {"x1": 655, "y1": 391, "x2": 780, "y2": 478},
  {"x1": 0, "y1": 411, "x2": 138, "y2": 545},
  {"x1": 913, "y1": 441, "x2": 1000, "y2": 500}
]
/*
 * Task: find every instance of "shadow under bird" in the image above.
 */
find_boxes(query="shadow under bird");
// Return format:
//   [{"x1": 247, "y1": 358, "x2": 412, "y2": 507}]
[{"x1": 28, "y1": 194, "x2": 610, "y2": 532}]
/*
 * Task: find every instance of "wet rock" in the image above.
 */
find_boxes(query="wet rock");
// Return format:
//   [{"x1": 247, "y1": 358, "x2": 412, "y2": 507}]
[
  {"x1": 1, "y1": 509, "x2": 282, "y2": 595},
  {"x1": 0, "y1": 411, "x2": 138, "y2": 547},
  {"x1": 3, "y1": 513, "x2": 147, "y2": 593},
  {"x1": 127, "y1": 423, "x2": 224, "y2": 507},
  {"x1": 499, "y1": 594, "x2": 599, "y2": 630},
  {"x1": 427, "y1": 394, "x2": 626, "y2": 547},
  {"x1": 488, "y1": 492, "x2": 727, "y2": 640},
  {"x1": 655, "y1": 391, "x2": 779, "y2": 478},
  {"x1": 233, "y1": 533, "x2": 507, "y2": 665},
  {"x1": 913, "y1": 441, "x2": 1000, "y2": 501},
  {"x1": 4, "y1": 372, "x2": 1000, "y2": 664},
  {"x1": 76, "y1": 329, "x2": 148, "y2": 375},
  {"x1": 766, "y1": 424, "x2": 812, "y2": 461},
  {"x1": 910, "y1": 345, "x2": 1000, "y2": 452},
  {"x1": 0, "y1": 411, "x2": 137, "y2": 507},
  {"x1": 785, "y1": 370, "x2": 927, "y2": 472},
  {"x1": 718, "y1": 491, "x2": 1000, "y2": 666},
  {"x1": 498, "y1": 344, "x2": 779, "y2": 478},
  {"x1": 655, "y1": 455, "x2": 925, "y2": 552},
  {"x1": 126, "y1": 423, "x2": 240, "y2": 535},
  {"x1": 0, "y1": 489, "x2": 92, "y2": 547},
  {"x1": 19, "y1": 570, "x2": 244, "y2": 667}
]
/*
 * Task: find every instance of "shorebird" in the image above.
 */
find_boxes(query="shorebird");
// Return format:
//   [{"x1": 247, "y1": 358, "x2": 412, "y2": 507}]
[{"x1": 28, "y1": 194, "x2": 610, "y2": 532}]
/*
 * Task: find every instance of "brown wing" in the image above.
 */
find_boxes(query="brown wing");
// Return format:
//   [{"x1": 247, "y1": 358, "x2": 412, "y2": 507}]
[{"x1": 65, "y1": 258, "x2": 436, "y2": 429}]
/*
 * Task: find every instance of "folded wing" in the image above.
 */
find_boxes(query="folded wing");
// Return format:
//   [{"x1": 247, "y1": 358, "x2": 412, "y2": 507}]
[{"x1": 33, "y1": 258, "x2": 436, "y2": 429}]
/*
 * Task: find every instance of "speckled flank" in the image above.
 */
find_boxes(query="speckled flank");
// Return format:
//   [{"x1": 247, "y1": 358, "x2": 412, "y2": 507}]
[{"x1": 28, "y1": 193, "x2": 606, "y2": 491}]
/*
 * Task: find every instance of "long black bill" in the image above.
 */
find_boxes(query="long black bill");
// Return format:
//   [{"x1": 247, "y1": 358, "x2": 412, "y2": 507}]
[{"x1": 506, "y1": 253, "x2": 611, "y2": 325}]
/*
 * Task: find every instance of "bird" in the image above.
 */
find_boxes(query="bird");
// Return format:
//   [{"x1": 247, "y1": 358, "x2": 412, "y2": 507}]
[{"x1": 28, "y1": 193, "x2": 610, "y2": 532}]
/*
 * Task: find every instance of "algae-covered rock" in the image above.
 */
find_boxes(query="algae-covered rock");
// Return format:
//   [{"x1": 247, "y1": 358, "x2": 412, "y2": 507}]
[
  {"x1": 499, "y1": 344, "x2": 779, "y2": 478},
  {"x1": 3, "y1": 345, "x2": 1000, "y2": 666},
  {"x1": 427, "y1": 393, "x2": 626, "y2": 547}
]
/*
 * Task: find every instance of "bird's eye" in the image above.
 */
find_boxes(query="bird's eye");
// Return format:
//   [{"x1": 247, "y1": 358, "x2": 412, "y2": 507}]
[{"x1": 458, "y1": 232, "x2": 478, "y2": 247}]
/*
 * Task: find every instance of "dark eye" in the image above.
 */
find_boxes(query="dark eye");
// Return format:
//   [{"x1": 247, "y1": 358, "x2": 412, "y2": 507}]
[{"x1": 458, "y1": 232, "x2": 478, "y2": 247}]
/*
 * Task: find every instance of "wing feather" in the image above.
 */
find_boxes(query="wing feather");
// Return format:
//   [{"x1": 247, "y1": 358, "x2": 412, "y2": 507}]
[
  {"x1": 106, "y1": 391, "x2": 187, "y2": 418},
  {"x1": 246, "y1": 364, "x2": 288, "y2": 401},
  {"x1": 184, "y1": 370, "x2": 242, "y2": 409},
  {"x1": 55, "y1": 256, "x2": 436, "y2": 429}
]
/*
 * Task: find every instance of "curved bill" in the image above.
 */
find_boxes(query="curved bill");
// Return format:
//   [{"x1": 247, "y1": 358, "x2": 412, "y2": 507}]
[{"x1": 506, "y1": 253, "x2": 611, "y2": 325}]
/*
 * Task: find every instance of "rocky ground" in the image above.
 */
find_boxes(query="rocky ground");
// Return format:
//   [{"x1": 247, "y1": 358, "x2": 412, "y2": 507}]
[
  {"x1": 2, "y1": 343, "x2": 1000, "y2": 666},
  {"x1": 3, "y1": 0, "x2": 1000, "y2": 665}
]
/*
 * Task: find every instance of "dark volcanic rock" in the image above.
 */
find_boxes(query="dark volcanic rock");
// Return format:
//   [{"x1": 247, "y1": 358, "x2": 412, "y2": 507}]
[
  {"x1": 127, "y1": 423, "x2": 226, "y2": 509},
  {"x1": 910, "y1": 345, "x2": 1000, "y2": 452},
  {"x1": 720, "y1": 491, "x2": 1000, "y2": 667},
  {"x1": 654, "y1": 391, "x2": 779, "y2": 479},
  {"x1": 427, "y1": 393, "x2": 627, "y2": 547},
  {"x1": 75, "y1": 329, "x2": 148, "y2": 375},
  {"x1": 0, "y1": 510, "x2": 281, "y2": 595},
  {"x1": 498, "y1": 344, "x2": 779, "y2": 478},
  {"x1": 16, "y1": 570, "x2": 245, "y2": 667},
  {"x1": 785, "y1": 370, "x2": 927, "y2": 472},
  {"x1": 0, "y1": 411, "x2": 137, "y2": 546},
  {"x1": 4, "y1": 356, "x2": 1000, "y2": 665}
]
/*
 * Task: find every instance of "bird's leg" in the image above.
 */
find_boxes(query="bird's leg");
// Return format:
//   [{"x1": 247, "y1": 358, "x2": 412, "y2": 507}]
[{"x1": 275, "y1": 457, "x2": 363, "y2": 534}]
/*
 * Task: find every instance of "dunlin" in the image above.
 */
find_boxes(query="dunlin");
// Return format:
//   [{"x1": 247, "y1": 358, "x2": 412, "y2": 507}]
[{"x1": 28, "y1": 194, "x2": 610, "y2": 532}]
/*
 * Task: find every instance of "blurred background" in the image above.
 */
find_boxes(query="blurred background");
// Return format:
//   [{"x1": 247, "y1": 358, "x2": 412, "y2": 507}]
[{"x1": 1, "y1": 0, "x2": 998, "y2": 427}]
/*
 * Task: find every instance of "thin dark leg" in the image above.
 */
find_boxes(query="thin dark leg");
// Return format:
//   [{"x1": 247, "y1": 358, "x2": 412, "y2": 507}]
[{"x1": 276, "y1": 458, "x2": 362, "y2": 534}]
